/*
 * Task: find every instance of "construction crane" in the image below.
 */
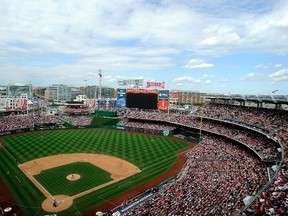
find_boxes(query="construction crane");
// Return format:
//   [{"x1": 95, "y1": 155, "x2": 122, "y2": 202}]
[{"x1": 98, "y1": 69, "x2": 102, "y2": 99}]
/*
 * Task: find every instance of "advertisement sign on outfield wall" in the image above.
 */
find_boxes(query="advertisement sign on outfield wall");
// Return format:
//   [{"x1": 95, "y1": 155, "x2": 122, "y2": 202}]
[
  {"x1": 158, "y1": 90, "x2": 169, "y2": 100},
  {"x1": 158, "y1": 100, "x2": 169, "y2": 111}
]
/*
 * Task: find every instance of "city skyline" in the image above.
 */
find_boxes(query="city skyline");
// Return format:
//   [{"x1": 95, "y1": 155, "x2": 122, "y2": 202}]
[{"x1": 1, "y1": 0, "x2": 288, "y2": 95}]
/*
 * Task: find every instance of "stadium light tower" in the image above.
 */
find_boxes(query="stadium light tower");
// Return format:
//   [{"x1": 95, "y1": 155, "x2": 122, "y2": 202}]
[
  {"x1": 272, "y1": 89, "x2": 278, "y2": 94},
  {"x1": 98, "y1": 69, "x2": 102, "y2": 99}
]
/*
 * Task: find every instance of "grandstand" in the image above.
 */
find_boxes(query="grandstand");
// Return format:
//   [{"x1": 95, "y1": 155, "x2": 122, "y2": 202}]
[
  {"x1": 110, "y1": 102, "x2": 287, "y2": 215},
  {"x1": 57, "y1": 101, "x2": 94, "y2": 126},
  {"x1": 63, "y1": 101, "x2": 91, "y2": 115},
  {"x1": 0, "y1": 95, "x2": 288, "y2": 215}
]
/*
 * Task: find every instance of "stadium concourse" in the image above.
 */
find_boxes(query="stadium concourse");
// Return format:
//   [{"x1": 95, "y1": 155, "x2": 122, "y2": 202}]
[{"x1": 0, "y1": 103, "x2": 288, "y2": 215}]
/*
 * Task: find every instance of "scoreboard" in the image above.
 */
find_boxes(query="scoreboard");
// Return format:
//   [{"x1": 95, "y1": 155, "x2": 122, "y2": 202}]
[
  {"x1": 117, "y1": 88, "x2": 170, "y2": 111},
  {"x1": 126, "y1": 89, "x2": 158, "y2": 109}
]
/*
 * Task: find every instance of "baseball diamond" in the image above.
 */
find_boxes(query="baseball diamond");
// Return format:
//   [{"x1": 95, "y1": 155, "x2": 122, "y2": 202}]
[{"x1": 0, "y1": 129, "x2": 189, "y2": 216}]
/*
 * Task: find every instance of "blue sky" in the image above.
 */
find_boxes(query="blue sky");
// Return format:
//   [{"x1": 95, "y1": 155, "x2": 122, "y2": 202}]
[{"x1": 0, "y1": 0, "x2": 288, "y2": 95}]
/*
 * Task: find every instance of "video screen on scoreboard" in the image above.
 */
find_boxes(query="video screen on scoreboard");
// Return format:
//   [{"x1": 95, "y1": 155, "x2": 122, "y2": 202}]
[{"x1": 126, "y1": 92, "x2": 158, "y2": 109}]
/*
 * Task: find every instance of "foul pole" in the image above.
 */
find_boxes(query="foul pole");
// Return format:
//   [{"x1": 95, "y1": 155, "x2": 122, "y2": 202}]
[{"x1": 199, "y1": 103, "x2": 204, "y2": 143}]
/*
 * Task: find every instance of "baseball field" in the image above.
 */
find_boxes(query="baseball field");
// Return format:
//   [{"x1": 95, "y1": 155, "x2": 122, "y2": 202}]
[{"x1": 0, "y1": 129, "x2": 189, "y2": 216}]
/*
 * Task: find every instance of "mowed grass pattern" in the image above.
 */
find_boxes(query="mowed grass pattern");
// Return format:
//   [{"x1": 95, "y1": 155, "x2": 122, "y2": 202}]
[
  {"x1": 0, "y1": 129, "x2": 189, "y2": 216},
  {"x1": 3, "y1": 129, "x2": 186, "y2": 168},
  {"x1": 34, "y1": 162, "x2": 112, "y2": 196}
]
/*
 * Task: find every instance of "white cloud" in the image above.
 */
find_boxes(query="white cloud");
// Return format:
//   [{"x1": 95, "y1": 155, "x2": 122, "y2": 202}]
[
  {"x1": 274, "y1": 64, "x2": 283, "y2": 68},
  {"x1": 183, "y1": 59, "x2": 214, "y2": 69},
  {"x1": 277, "y1": 15, "x2": 288, "y2": 27},
  {"x1": 205, "y1": 80, "x2": 212, "y2": 84},
  {"x1": 1, "y1": 0, "x2": 287, "y2": 59},
  {"x1": 241, "y1": 73, "x2": 263, "y2": 80},
  {"x1": 0, "y1": 0, "x2": 287, "y2": 94},
  {"x1": 221, "y1": 78, "x2": 230, "y2": 82},
  {"x1": 173, "y1": 73, "x2": 214, "y2": 85},
  {"x1": 105, "y1": 75, "x2": 118, "y2": 83},
  {"x1": 0, "y1": 0, "x2": 279, "y2": 57},
  {"x1": 203, "y1": 74, "x2": 215, "y2": 78},
  {"x1": 201, "y1": 26, "x2": 240, "y2": 46},
  {"x1": 241, "y1": 2, "x2": 288, "y2": 55},
  {"x1": 173, "y1": 76, "x2": 201, "y2": 83},
  {"x1": 255, "y1": 63, "x2": 283, "y2": 69},
  {"x1": 255, "y1": 64, "x2": 269, "y2": 69},
  {"x1": 268, "y1": 68, "x2": 288, "y2": 83}
]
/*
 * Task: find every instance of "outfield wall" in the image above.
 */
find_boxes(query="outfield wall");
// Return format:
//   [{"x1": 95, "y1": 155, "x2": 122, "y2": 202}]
[
  {"x1": 0, "y1": 128, "x2": 34, "y2": 136},
  {"x1": 0, "y1": 124, "x2": 176, "y2": 137}
]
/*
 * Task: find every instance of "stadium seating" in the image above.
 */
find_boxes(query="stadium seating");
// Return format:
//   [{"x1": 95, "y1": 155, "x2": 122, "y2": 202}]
[
  {"x1": 1, "y1": 103, "x2": 288, "y2": 215},
  {"x1": 117, "y1": 104, "x2": 288, "y2": 215}
]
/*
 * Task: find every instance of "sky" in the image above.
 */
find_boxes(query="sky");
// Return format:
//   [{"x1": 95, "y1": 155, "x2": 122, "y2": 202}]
[{"x1": 0, "y1": 0, "x2": 288, "y2": 95}]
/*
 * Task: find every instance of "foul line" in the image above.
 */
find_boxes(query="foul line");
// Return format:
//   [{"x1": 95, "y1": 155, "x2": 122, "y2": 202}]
[{"x1": 18, "y1": 165, "x2": 53, "y2": 198}]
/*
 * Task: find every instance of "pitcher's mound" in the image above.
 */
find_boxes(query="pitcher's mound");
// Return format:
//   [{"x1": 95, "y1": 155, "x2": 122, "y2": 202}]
[
  {"x1": 42, "y1": 195, "x2": 72, "y2": 212},
  {"x1": 66, "y1": 174, "x2": 80, "y2": 181}
]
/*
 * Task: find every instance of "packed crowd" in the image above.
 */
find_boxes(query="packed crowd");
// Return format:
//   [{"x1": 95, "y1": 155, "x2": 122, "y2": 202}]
[
  {"x1": 0, "y1": 113, "x2": 61, "y2": 132},
  {"x1": 124, "y1": 104, "x2": 288, "y2": 214},
  {"x1": 125, "y1": 108, "x2": 282, "y2": 161},
  {"x1": 194, "y1": 104, "x2": 288, "y2": 159},
  {"x1": 120, "y1": 135, "x2": 268, "y2": 215},
  {"x1": 59, "y1": 114, "x2": 94, "y2": 126},
  {"x1": 194, "y1": 104, "x2": 288, "y2": 144},
  {"x1": 245, "y1": 161, "x2": 288, "y2": 215},
  {"x1": 198, "y1": 119, "x2": 281, "y2": 161},
  {"x1": 117, "y1": 118, "x2": 176, "y2": 134},
  {"x1": 1, "y1": 103, "x2": 287, "y2": 214},
  {"x1": 63, "y1": 108, "x2": 91, "y2": 114}
]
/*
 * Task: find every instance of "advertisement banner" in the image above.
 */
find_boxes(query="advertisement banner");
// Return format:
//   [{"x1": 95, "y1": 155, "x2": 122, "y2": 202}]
[
  {"x1": 86, "y1": 99, "x2": 97, "y2": 108},
  {"x1": 0, "y1": 98, "x2": 6, "y2": 110},
  {"x1": 117, "y1": 88, "x2": 126, "y2": 108},
  {"x1": 118, "y1": 79, "x2": 143, "y2": 87},
  {"x1": 146, "y1": 81, "x2": 165, "y2": 89},
  {"x1": 117, "y1": 88, "x2": 126, "y2": 98},
  {"x1": 116, "y1": 98, "x2": 126, "y2": 108},
  {"x1": 97, "y1": 100, "x2": 106, "y2": 108},
  {"x1": 170, "y1": 91, "x2": 179, "y2": 99},
  {"x1": 158, "y1": 90, "x2": 169, "y2": 100},
  {"x1": 158, "y1": 100, "x2": 169, "y2": 111},
  {"x1": 14, "y1": 98, "x2": 27, "y2": 110},
  {"x1": 126, "y1": 89, "x2": 158, "y2": 94},
  {"x1": 108, "y1": 100, "x2": 117, "y2": 108}
]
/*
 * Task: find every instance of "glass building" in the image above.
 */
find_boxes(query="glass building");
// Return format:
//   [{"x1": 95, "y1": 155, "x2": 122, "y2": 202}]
[{"x1": 8, "y1": 84, "x2": 33, "y2": 98}]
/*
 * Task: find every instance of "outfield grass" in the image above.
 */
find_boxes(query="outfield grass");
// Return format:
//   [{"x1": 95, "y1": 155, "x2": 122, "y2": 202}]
[{"x1": 0, "y1": 129, "x2": 189, "y2": 216}]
